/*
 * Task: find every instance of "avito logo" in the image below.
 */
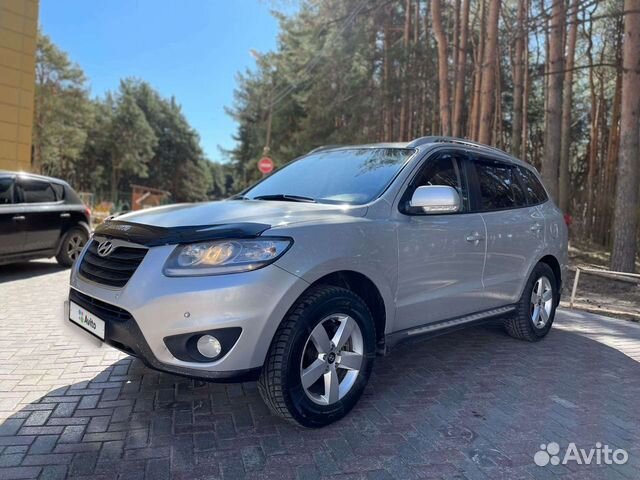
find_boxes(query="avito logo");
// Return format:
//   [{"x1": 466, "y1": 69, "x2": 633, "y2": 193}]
[{"x1": 535, "y1": 442, "x2": 628, "y2": 467}]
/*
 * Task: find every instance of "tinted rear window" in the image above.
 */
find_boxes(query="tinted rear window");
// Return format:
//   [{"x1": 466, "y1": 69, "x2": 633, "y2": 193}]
[
  {"x1": 19, "y1": 179, "x2": 57, "y2": 203},
  {"x1": 517, "y1": 167, "x2": 548, "y2": 204},
  {"x1": 52, "y1": 183, "x2": 65, "y2": 201},
  {"x1": 474, "y1": 161, "x2": 526, "y2": 211}
]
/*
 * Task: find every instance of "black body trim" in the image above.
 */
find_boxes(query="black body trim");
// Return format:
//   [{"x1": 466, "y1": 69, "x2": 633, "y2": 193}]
[
  {"x1": 164, "y1": 327, "x2": 242, "y2": 363},
  {"x1": 94, "y1": 220, "x2": 271, "y2": 246},
  {"x1": 69, "y1": 289, "x2": 260, "y2": 382},
  {"x1": 383, "y1": 304, "x2": 517, "y2": 353}
]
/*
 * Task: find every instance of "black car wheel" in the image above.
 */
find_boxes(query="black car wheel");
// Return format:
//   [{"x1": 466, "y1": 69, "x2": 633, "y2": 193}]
[
  {"x1": 56, "y1": 227, "x2": 88, "y2": 267},
  {"x1": 258, "y1": 285, "x2": 376, "y2": 428},
  {"x1": 505, "y1": 262, "x2": 558, "y2": 341}
]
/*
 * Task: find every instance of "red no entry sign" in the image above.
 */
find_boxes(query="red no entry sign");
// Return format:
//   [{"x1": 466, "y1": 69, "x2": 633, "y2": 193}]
[{"x1": 258, "y1": 157, "x2": 274, "y2": 174}]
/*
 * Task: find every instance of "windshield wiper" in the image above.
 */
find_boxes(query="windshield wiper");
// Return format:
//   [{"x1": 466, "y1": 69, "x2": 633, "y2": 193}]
[{"x1": 253, "y1": 194, "x2": 317, "y2": 203}]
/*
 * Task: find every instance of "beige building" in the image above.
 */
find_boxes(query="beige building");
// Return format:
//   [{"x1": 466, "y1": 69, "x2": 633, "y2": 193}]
[{"x1": 0, "y1": 0, "x2": 38, "y2": 172}]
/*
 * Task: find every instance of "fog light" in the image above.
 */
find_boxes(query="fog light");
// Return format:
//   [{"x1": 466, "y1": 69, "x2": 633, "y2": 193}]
[{"x1": 196, "y1": 335, "x2": 222, "y2": 359}]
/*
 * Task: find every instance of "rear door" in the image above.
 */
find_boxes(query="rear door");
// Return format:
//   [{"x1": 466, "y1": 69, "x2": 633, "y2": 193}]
[
  {"x1": 0, "y1": 176, "x2": 27, "y2": 256},
  {"x1": 467, "y1": 157, "x2": 546, "y2": 307},
  {"x1": 16, "y1": 178, "x2": 63, "y2": 252},
  {"x1": 395, "y1": 150, "x2": 487, "y2": 330}
]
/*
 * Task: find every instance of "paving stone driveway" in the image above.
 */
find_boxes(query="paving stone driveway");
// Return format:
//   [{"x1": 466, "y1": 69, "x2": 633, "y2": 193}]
[{"x1": 1, "y1": 260, "x2": 640, "y2": 480}]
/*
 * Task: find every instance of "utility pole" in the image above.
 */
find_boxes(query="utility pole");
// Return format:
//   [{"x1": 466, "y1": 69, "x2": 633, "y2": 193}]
[{"x1": 264, "y1": 86, "x2": 273, "y2": 158}]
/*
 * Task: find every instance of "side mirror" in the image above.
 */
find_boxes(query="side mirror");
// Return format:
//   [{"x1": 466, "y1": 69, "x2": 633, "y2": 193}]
[{"x1": 409, "y1": 185, "x2": 460, "y2": 214}]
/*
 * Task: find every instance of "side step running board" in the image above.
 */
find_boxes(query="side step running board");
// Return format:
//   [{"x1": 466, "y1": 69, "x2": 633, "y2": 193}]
[
  {"x1": 381, "y1": 305, "x2": 516, "y2": 354},
  {"x1": 406, "y1": 305, "x2": 515, "y2": 336}
]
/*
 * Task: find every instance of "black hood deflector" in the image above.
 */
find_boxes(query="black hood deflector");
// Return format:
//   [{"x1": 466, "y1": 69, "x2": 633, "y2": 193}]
[{"x1": 93, "y1": 220, "x2": 271, "y2": 247}]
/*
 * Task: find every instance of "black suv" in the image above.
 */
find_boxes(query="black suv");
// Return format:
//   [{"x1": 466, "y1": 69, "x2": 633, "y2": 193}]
[{"x1": 0, "y1": 172, "x2": 91, "y2": 267}]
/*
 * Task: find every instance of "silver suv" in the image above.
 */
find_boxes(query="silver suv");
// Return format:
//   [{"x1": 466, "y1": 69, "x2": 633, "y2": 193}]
[{"x1": 65, "y1": 137, "x2": 568, "y2": 427}]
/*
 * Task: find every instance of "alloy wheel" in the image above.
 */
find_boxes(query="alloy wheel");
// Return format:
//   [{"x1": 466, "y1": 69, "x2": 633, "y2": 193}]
[
  {"x1": 67, "y1": 234, "x2": 86, "y2": 262},
  {"x1": 300, "y1": 314, "x2": 364, "y2": 405},
  {"x1": 530, "y1": 276, "x2": 553, "y2": 328}
]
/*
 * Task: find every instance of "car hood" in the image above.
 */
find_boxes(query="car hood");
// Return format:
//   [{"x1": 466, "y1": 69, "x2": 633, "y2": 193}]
[
  {"x1": 115, "y1": 199, "x2": 367, "y2": 228},
  {"x1": 93, "y1": 200, "x2": 368, "y2": 246}
]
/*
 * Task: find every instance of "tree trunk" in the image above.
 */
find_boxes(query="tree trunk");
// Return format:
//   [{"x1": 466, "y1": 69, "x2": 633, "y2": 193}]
[
  {"x1": 611, "y1": 0, "x2": 640, "y2": 272},
  {"x1": 521, "y1": 0, "x2": 529, "y2": 161},
  {"x1": 383, "y1": 15, "x2": 393, "y2": 142},
  {"x1": 493, "y1": 59, "x2": 502, "y2": 146},
  {"x1": 110, "y1": 164, "x2": 119, "y2": 204},
  {"x1": 399, "y1": 0, "x2": 412, "y2": 140},
  {"x1": 600, "y1": 37, "x2": 623, "y2": 247},
  {"x1": 541, "y1": 0, "x2": 565, "y2": 202},
  {"x1": 558, "y1": 0, "x2": 579, "y2": 213},
  {"x1": 431, "y1": 0, "x2": 451, "y2": 136},
  {"x1": 453, "y1": 0, "x2": 470, "y2": 137},
  {"x1": 469, "y1": 0, "x2": 485, "y2": 139},
  {"x1": 478, "y1": 0, "x2": 500, "y2": 145},
  {"x1": 511, "y1": 0, "x2": 527, "y2": 158}
]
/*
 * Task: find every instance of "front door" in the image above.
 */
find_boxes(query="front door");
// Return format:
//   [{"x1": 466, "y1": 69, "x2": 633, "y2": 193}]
[{"x1": 395, "y1": 151, "x2": 487, "y2": 331}]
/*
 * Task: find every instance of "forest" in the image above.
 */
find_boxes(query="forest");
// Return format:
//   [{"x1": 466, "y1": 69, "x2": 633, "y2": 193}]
[
  {"x1": 226, "y1": 0, "x2": 640, "y2": 273},
  {"x1": 32, "y1": 1, "x2": 640, "y2": 273},
  {"x1": 32, "y1": 34, "x2": 232, "y2": 205}
]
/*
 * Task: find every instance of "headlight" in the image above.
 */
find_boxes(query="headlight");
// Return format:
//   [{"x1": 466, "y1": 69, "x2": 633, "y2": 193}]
[{"x1": 163, "y1": 238, "x2": 292, "y2": 276}]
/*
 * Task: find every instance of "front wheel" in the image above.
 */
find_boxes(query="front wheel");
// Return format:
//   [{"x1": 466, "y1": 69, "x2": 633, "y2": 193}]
[
  {"x1": 258, "y1": 285, "x2": 376, "y2": 428},
  {"x1": 505, "y1": 262, "x2": 558, "y2": 341},
  {"x1": 56, "y1": 227, "x2": 88, "y2": 267}
]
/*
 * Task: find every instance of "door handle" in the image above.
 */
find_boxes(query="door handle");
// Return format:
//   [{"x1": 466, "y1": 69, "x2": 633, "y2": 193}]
[
  {"x1": 60, "y1": 213, "x2": 71, "y2": 218},
  {"x1": 12, "y1": 215, "x2": 26, "y2": 221},
  {"x1": 530, "y1": 223, "x2": 543, "y2": 232},
  {"x1": 465, "y1": 232, "x2": 485, "y2": 243}
]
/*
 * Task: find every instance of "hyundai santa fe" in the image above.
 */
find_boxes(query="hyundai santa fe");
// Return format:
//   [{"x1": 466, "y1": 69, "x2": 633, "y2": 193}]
[{"x1": 65, "y1": 136, "x2": 568, "y2": 427}]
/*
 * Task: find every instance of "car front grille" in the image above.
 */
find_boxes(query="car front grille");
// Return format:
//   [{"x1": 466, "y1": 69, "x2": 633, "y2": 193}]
[
  {"x1": 69, "y1": 288, "x2": 133, "y2": 323},
  {"x1": 78, "y1": 239, "x2": 147, "y2": 288}
]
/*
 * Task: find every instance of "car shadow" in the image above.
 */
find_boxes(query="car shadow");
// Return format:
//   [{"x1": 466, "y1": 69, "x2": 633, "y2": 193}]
[
  {"x1": 0, "y1": 260, "x2": 66, "y2": 283},
  {"x1": 1, "y1": 325, "x2": 639, "y2": 479}
]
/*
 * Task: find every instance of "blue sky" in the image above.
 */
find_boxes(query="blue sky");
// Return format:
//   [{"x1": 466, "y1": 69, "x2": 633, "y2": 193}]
[{"x1": 39, "y1": 0, "x2": 284, "y2": 161}]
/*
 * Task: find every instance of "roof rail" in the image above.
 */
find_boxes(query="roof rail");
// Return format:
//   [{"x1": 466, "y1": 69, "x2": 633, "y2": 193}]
[
  {"x1": 407, "y1": 136, "x2": 510, "y2": 157},
  {"x1": 307, "y1": 144, "x2": 343, "y2": 154}
]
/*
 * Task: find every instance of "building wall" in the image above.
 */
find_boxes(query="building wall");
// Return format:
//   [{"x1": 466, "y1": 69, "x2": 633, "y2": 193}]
[{"x1": 0, "y1": 0, "x2": 38, "y2": 172}]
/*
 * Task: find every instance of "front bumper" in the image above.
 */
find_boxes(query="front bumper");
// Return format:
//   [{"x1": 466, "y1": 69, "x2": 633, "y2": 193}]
[{"x1": 68, "y1": 243, "x2": 309, "y2": 381}]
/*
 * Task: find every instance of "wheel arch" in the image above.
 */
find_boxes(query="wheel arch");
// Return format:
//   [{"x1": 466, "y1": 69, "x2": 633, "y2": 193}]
[
  {"x1": 538, "y1": 254, "x2": 562, "y2": 293},
  {"x1": 300, "y1": 270, "x2": 387, "y2": 349},
  {"x1": 56, "y1": 220, "x2": 91, "y2": 254}
]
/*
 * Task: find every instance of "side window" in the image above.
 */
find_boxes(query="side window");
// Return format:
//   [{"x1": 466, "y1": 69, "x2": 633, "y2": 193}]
[
  {"x1": 405, "y1": 153, "x2": 467, "y2": 213},
  {"x1": 0, "y1": 177, "x2": 14, "y2": 205},
  {"x1": 473, "y1": 161, "x2": 527, "y2": 211},
  {"x1": 517, "y1": 167, "x2": 548, "y2": 205},
  {"x1": 17, "y1": 179, "x2": 57, "y2": 204},
  {"x1": 52, "y1": 183, "x2": 65, "y2": 201}
]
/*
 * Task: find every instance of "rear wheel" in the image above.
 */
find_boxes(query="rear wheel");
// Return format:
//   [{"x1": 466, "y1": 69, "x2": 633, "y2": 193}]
[
  {"x1": 258, "y1": 285, "x2": 376, "y2": 428},
  {"x1": 56, "y1": 227, "x2": 88, "y2": 267},
  {"x1": 505, "y1": 262, "x2": 558, "y2": 341}
]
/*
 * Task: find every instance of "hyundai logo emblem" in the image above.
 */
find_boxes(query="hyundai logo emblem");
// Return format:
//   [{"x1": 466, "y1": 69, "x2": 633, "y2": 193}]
[{"x1": 97, "y1": 240, "x2": 115, "y2": 257}]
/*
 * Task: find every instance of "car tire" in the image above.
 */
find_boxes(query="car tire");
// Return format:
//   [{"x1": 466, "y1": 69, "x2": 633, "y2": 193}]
[
  {"x1": 56, "y1": 227, "x2": 88, "y2": 267},
  {"x1": 258, "y1": 285, "x2": 376, "y2": 428},
  {"x1": 505, "y1": 262, "x2": 558, "y2": 342}
]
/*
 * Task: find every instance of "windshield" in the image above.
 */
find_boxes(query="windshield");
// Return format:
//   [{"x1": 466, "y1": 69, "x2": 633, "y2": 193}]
[{"x1": 243, "y1": 148, "x2": 415, "y2": 205}]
